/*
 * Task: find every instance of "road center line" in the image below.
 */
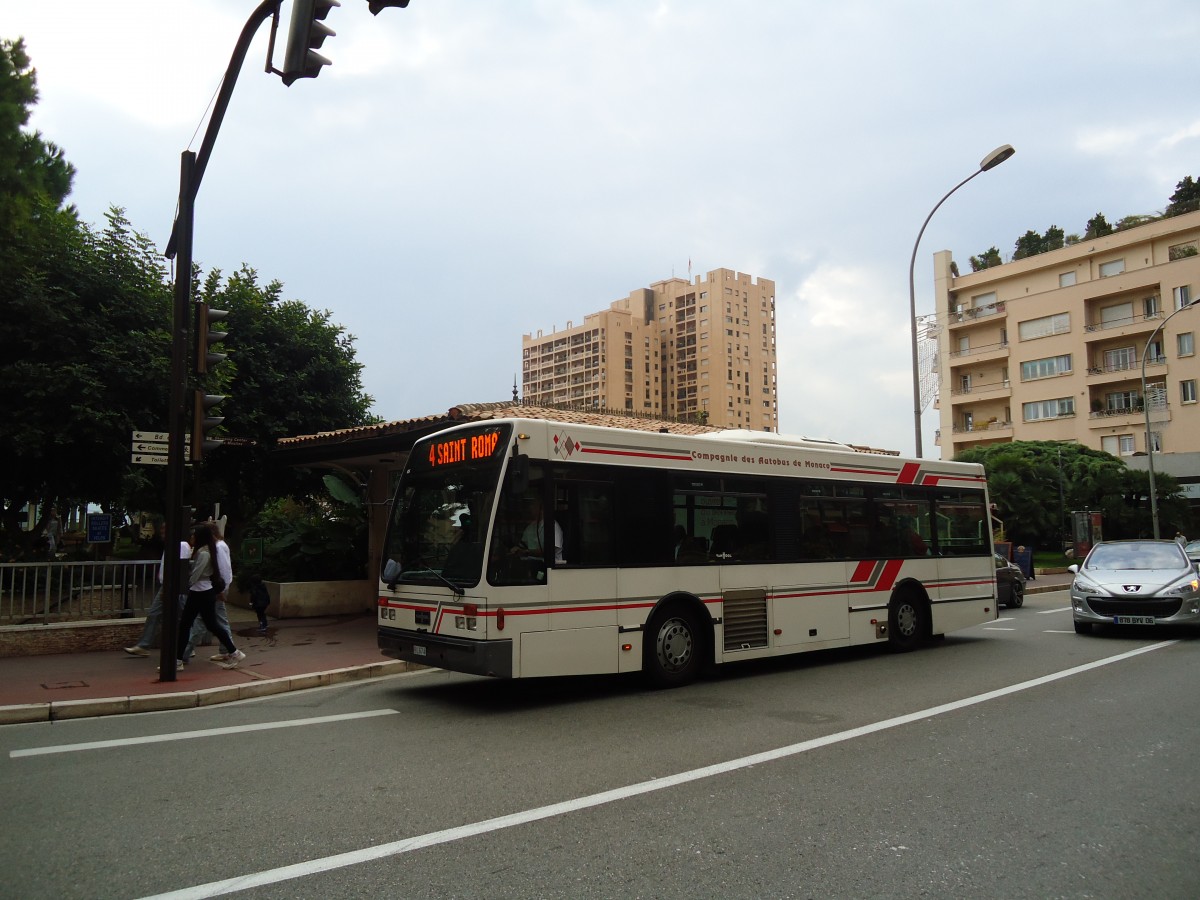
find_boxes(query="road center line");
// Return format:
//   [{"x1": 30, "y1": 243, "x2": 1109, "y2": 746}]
[
  {"x1": 141, "y1": 640, "x2": 1178, "y2": 900},
  {"x1": 9, "y1": 709, "x2": 399, "y2": 758}
]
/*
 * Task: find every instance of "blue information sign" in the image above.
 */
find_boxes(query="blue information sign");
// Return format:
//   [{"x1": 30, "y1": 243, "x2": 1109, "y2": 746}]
[{"x1": 87, "y1": 514, "x2": 113, "y2": 544}]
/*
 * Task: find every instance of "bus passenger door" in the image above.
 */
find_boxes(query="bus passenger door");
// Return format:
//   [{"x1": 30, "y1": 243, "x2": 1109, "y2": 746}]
[{"x1": 526, "y1": 479, "x2": 620, "y2": 676}]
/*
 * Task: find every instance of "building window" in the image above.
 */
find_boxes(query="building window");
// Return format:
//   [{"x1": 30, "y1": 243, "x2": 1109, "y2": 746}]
[
  {"x1": 1179, "y1": 332, "x2": 1194, "y2": 357},
  {"x1": 1106, "y1": 390, "x2": 1141, "y2": 412},
  {"x1": 1022, "y1": 397, "x2": 1075, "y2": 422},
  {"x1": 1059, "y1": 271, "x2": 1077, "y2": 288},
  {"x1": 1018, "y1": 312, "x2": 1070, "y2": 341},
  {"x1": 1102, "y1": 347, "x2": 1136, "y2": 372},
  {"x1": 1182, "y1": 380, "x2": 1198, "y2": 404},
  {"x1": 1169, "y1": 242, "x2": 1199, "y2": 261},
  {"x1": 1020, "y1": 354, "x2": 1072, "y2": 381},
  {"x1": 1173, "y1": 285, "x2": 1192, "y2": 310},
  {"x1": 1144, "y1": 295, "x2": 1161, "y2": 318},
  {"x1": 972, "y1": 291, "x2": 997, "y2": 309},
  {"x1": 1098, "y1": 259, "x2": 1125, "y2": 277},
  {"x1": 1120, "y1": 435, "x2": 1136, "y2": 456}
]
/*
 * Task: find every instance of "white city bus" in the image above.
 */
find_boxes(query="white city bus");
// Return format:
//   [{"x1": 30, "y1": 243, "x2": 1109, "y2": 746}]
[{"x1": 378, "y1": 418, "x2": 997, "y2": 686}]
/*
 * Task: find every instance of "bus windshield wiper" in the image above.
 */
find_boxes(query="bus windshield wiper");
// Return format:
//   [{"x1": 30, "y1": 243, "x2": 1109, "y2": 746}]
[{"x1": 406, "y1": 565, "x2": 465, "y2": 596}]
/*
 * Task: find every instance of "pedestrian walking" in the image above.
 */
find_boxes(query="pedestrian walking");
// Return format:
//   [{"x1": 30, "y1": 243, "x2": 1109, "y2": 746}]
[
  {"x1": 123, "y1": 523, "x2": 190, "y2": 657},
  {"x1": 189, "y1": 520, "x2": 236, "y2": 662},
  {"x1": 173, "y1": 524, "x2": 244, "y2": 670},
  {"x1": 42, "y1": 509, "x2": 61, "y2": 559},
  {"x1": 248, "y1": 575, "x2": 271, "y2": 634},
  {"x1": 1175, "y1": 531, "x2": 1188, "y2": 547}
]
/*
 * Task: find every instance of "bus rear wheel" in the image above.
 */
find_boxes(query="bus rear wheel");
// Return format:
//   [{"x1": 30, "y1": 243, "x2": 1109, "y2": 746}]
[
  {"x1": 644, "y1": 605, "x2": 704, "y2": 688},
  {"x1": 887, "y1": 592, "x2": 927, "y2": 652}
]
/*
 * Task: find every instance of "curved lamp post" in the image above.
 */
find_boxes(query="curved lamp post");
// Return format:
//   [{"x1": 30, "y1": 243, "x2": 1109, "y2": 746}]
[
  {"x1": 908, "y1": 144, "x2": 1015, "y2": 458},
  {"x1": 1141, "y1": 296, "x2": 1200, "y2": 538}
]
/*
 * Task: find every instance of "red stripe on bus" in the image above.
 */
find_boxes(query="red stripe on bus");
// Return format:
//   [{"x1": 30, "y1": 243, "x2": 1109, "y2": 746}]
[
  {"x1": 580, "y1": 447, "x2": 694, "y2": 461},
  {"x1": 876, "y1": 559, "x2": 904, "y2": 591},
  {"x1": 897, "y1": 462, "x2": 920, "y2": 484},
  {"x1": 850, "y1": 559, "x2": 876, "y2": 583}
]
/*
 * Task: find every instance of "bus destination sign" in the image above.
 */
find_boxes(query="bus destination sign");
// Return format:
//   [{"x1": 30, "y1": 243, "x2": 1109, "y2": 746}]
[{"x1": 427, "y1": 428, "x2": 504, "y2": 468}]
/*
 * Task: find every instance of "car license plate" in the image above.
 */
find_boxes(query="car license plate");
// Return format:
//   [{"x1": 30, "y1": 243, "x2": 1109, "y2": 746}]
[
  {"x1": 413, "y1": 645, "x2": 427, "y2": 657},
  {"x1": 1115, "y1": 615, "x2": 1155, "y2": 625}
]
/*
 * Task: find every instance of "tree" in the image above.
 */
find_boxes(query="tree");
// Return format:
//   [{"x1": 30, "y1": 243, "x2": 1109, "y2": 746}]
[
  {"x1": 1165, "y1": 175, "x2": 1199, "y2": 217},
  {"x1": 0, "y1": 38, "x2": 74, "y2": 226},
  {"x1": 1012, "y1": 225, "x2": 1064, "y2": 260},
  {"x1": 954, "y1": 441, "x2": 1191, "y2": 547},
  {"x1": 1083, "y1": 213, "x2": 1112, "y2": 239},
  {"x1": 0, "y1": 41, "x2": 377, "y2": 555},
  {"x1": 188, "y1": 265, "x2": 377, "y2": 527},
  {"x1": 969, "y1": 247, "x2": 1002, "y2": 272}
]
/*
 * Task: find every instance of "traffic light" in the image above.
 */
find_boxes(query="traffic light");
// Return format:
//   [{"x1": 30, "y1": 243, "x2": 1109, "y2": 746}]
[
  {"x1": 196, "y1": 303, "x2": 228, "y2": 375},
  {"x1": 192, "y1": 391, "x2": 227, "y2": 462},
  {"x1": 282, "y1": 0, "x2": 340, "y2": 85},
  {"x1": 367, "y1": 0, "x2": 411, "y2": 13}
]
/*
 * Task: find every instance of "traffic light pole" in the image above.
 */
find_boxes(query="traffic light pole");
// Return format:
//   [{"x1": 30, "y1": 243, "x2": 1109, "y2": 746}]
[
  {"x1": 161, "y1": 0, "x2": 281, "y2": 679},
  {"x1": 161, "y1": 151, "x2": 195, "y2": 683}
]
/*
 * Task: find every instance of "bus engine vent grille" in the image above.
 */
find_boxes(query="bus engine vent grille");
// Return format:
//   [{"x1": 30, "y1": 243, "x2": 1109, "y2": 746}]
[{"x1": 722, "y1": 589, "x2": 768, "y2": 652}]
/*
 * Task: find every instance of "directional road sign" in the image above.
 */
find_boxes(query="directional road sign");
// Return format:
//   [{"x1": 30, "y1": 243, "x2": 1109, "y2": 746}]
[{"x1": 131, "y1": 453, "x2": 169, "y2": 466}]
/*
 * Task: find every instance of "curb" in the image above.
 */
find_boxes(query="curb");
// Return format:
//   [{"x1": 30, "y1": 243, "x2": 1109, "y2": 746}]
[{"x1": 0, "y1": 660, "x2": 414, "y2": 726}]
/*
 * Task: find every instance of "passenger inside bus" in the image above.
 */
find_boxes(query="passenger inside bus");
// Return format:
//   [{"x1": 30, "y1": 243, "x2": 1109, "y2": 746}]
[{"x1": 519, "y1": 494, "x2": 564, "y2": 564}]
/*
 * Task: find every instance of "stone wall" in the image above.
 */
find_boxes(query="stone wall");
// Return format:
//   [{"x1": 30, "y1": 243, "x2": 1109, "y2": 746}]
[{"x1": 264, "y1": 580, "x2": 375, "y2": 618}]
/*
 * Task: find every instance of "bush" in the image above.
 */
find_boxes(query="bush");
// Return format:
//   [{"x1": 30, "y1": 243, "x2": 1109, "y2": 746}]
[{"x1": 237, "y1": 478, "x2": 366, "y2": 586}]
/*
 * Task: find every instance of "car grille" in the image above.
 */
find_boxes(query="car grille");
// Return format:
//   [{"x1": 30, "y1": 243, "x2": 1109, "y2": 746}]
[{"x1": 1088, "y1": 598, "x2": 1183, "y2": 617}]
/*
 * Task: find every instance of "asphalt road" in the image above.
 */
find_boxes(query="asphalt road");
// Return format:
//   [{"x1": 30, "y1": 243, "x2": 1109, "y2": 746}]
[{"x1": 2, "y1": 588, "x2": 1197, "y2": 899}]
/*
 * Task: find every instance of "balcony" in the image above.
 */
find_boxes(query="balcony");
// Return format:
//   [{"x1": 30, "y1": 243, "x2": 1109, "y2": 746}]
[
  {"x1": 952, "y1": 419, "x2": 1013, "y2": 435},
  {"x1": 948, "y1": 301, "x2": 1006, "y2": 327},
  {"x1": 949, "y1": 379, "x2": 1011, "y2": 399},
  {"x1": 948, "y1": 339, "x2": 1009, "y2": 364},
  {"x1": 1085, "y1": 356, "x2": 1165, "y2": 385},
  {"x1": 1087, "y1": 403, "x2": 1171, "y2": 429},
  {"x1": 1082, "y1": 310, "x2": 1163, "y2": 340}
]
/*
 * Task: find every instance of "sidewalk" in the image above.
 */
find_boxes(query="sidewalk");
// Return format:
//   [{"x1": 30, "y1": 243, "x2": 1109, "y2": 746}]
[{"x1": 0, "y1": 607, "x2": 414, "y2": 725}]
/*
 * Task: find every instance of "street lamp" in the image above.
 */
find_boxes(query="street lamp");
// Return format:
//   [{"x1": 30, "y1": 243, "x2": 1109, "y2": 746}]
[
  {"x1": 1141, "y1": 296, "x2": 1200, "y2": 538},
  {"x1": 908, "y1": 144, "x2": 1015, "y2": 458}
]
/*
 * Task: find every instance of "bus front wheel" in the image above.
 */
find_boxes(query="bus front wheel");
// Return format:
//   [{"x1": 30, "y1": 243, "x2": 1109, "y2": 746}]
[
  {"x1": 644, "y1": 605, "x2": 704, "y2": 688},
  {"x1": 887, "y1": 592, "x2": 927, "y2": 652}
]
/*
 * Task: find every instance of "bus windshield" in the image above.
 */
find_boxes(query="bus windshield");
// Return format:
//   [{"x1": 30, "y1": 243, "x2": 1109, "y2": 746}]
[{"x1": 380, "y1": 424, "x2": 510, "y2": 590}]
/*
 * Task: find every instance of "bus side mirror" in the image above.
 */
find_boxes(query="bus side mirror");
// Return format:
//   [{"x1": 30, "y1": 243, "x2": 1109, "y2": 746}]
[{"x1": 508, "y1": 454, "x2": 530, "y2": 496}]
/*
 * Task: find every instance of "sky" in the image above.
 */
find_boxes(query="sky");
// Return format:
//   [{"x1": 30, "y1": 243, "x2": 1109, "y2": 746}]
[{"x1": 6, "y1": 0, "x2": 1200, "y2": 457}]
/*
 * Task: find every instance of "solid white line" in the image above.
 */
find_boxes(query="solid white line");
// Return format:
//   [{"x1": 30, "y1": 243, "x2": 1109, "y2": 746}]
[
  {"x1": 983, "y1": 627, "x2": 1016, "y2": 631},
  {"x1": 9, "y1": 710, "x2": 399, "y2": 758},
  {"x1": 1037, "y1": 607, "x2": 1072, "y2": 615},
  {"x1": 140, "y1": 640, "x2": 1179, "y2": 900}
]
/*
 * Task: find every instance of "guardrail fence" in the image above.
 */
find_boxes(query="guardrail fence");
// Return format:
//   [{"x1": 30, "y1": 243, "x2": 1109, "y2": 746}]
[{"x1": 0, "y1": 560, "x2": 159, "y2": 626}]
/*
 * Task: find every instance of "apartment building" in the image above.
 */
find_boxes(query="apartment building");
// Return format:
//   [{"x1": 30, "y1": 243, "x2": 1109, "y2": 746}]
[
  {"x1": 521, "y1": 268, "x2": 778, "y2": 431},
  {"x1": 934, "y1": 209, "x2": 1200, "y2": 464}
]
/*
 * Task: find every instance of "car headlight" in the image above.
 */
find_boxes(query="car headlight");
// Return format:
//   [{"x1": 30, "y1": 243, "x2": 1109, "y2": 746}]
[
  {"x1": 1072, "y1": 576, "x2": 1104, "y2": 596},
  {"x1": 1165, "y1": 576, "x2": 1200, "y2": 596}
]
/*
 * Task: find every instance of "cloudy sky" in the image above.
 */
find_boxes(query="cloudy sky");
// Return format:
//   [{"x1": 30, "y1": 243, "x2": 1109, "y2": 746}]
[{"x1": 6, "y1": 0, "x2": 1199, "y2": 455}]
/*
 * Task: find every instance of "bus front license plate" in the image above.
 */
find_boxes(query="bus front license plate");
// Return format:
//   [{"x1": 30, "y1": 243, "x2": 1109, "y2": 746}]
[
  {"x1": 1115, "y1": 616, "x2": 1155, "y2": 625},
  {"x1": 413, "y1": 645, "x2": 427, "y2": 657}
]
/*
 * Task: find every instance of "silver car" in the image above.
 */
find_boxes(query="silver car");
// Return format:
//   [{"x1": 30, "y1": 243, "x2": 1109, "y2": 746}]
[{"x1": 1069, "y1": 540, "x2": 1200, "y2": 634}]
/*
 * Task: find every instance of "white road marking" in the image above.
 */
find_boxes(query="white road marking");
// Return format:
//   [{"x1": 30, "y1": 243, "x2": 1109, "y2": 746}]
[
  {"x1": 139, "y1": 640, "x2": 1180, "y2": 900},
  {"x1": 9, "y1": 710, "x2": 399, "y2": 758},
  {"x1": 993, "y1": 617, "x2": 1015, "y2": 623},
  {"x1": 1044, "y1": 630, "x2": 1078, "y2": 634},
  {"x1": 1037, "y1": 606, "x2": 1072, "y2": 615},
  {"x1": 983, "y1": 627, "x2": 1016, "y2": 631}
]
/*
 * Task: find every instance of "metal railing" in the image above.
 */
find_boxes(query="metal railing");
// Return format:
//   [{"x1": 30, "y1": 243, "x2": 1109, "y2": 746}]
[{"x1": 0, "y1": 559, "x2": 159, "y2": 626}]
